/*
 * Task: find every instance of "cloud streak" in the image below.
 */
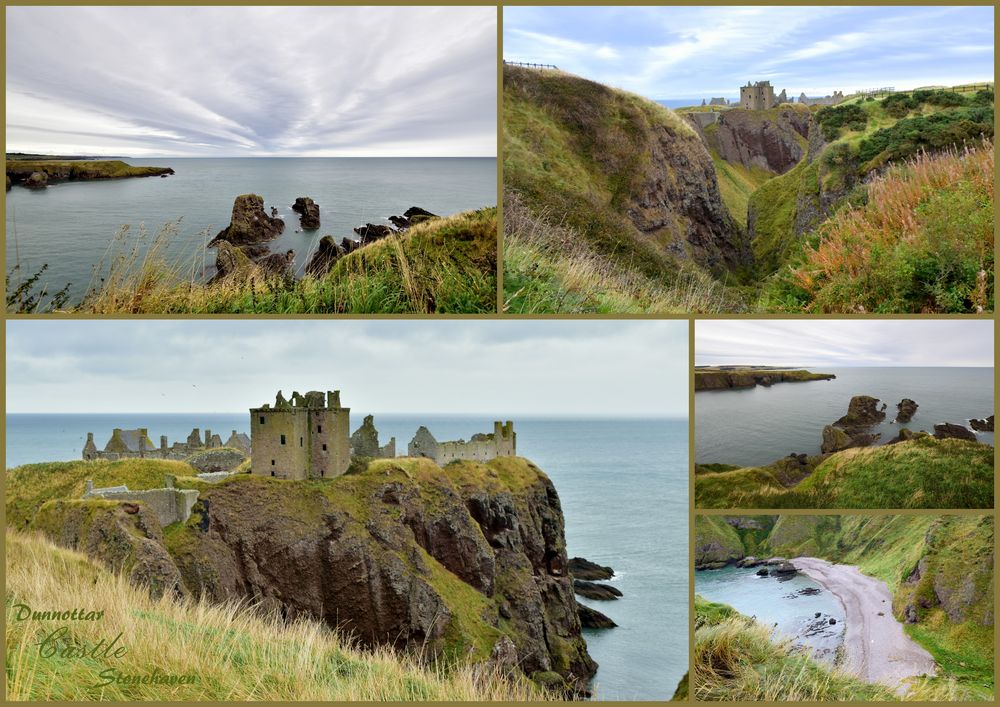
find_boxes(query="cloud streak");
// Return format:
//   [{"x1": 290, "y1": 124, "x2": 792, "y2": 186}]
[
  {"x1": 696, "y1": 320, "x2": 994, "y2": 368},
  {"x1": 504, "y1": 6, "x2": 993, "y2": 100},
  {"x1": 6, "y1": 6, "x2": 497, "y2": 156}
]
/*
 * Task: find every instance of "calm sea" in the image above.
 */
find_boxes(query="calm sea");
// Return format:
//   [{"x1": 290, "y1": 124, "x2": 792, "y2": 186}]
[
  {"x1": 696, "y1": 565, "x2": 844, "y2": 662},
  {"x1": 5, "y1": 157, "x2": 496, "y2": 301},
  {"x1": 696, "y1": 367, "x2": 994, "y2": 466},
  {"x1": 5, "y1": 414, "x2": 687, "y2": 700}
]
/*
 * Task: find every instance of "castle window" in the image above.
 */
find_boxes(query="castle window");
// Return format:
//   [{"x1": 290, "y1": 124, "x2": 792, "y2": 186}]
[
  {"x1": 271, "y1": 470, "x2": 275, "y2": 477},
  {"x1": 317, "y1": 425, "x2": 322, "y2": 433},
  {"x1": 322, "y1": 444, "x2": 327, "y2": 451},
  {"x1": 280, "y1": 434, "x2": 286, "y2": 445},
  {"x1": 271, "y1": 459, "x2": 275, "y2": 466},
  {"x1": 259, "y1": 416, "x2": 265, "y2": 425}
]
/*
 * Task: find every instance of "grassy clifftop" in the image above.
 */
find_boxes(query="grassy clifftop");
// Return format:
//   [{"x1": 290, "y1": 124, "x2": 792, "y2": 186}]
[
  {"x1": 5, "y1": 530, "x2": 543, "y2": 700},
  {"x1": 695, "y1": 436, "x2": 994, "y2": 509},
  {"x1": 503, "y1": 66, "x2": 745, "y2": 313},
  {"x1": 42, "y1": 207, "x2": 496, "y2": 314},
  {"x1": 7, "y1": 454, "x2": 594, "y2": 695}
]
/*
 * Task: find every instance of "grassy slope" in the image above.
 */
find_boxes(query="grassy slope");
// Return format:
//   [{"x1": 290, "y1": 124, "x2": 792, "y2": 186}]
[
  {"x1": 7, "y1": 456, "x2": 576, "y2": 678},
  {"x1": 766, "y1": 142, "x2": 994, "y2": 313},
  {"x1": 695, "y1": 437, "x2": 993, "y2": 509},
  {"x1": 64, "y1": 208, "x2": 496, "y2": 314},
  {"x1": 746, "y1": 94, "x2": 994, "y2": 312},
  {"x1": 693, "y1": 595, "x2": 909, "y2": 701},
  {"x1": 5, "y1": 530, "x2": 542, "y2": 700},
  {"x1": 706, "y1": 147, "x2": 773, "y2": 227},
  {"x1": 502, "y1": 67, "x2": 743, "y2": 314},
  {"x1": 763, "y1": 516, "x2": 994, "y2": 699}
]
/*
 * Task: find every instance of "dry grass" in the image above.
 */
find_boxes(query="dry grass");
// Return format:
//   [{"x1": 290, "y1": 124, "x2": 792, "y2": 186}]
[
  {"x1": 783, "y1": 140, "x2": 994, "y2": 313},
  {"x1": 502, "y1": 191, "x2": 748, "y2": 313},
  {"x1": 5, "y1": 530, "x2": 544, "y2": 701}
]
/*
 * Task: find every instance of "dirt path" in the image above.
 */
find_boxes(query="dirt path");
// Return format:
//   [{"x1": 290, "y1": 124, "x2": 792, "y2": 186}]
[{"x1": 792, "y1": 557, "x2": 936, "y2": 686}]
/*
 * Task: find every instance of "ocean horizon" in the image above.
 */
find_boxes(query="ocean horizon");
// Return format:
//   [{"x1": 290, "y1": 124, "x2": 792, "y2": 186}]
[
  {"x1": 6, "y1": 412, "x2": 688, "y2": 700},
  {"x1": 5, "y1": 156, "x2": 496, "y2": 302}
]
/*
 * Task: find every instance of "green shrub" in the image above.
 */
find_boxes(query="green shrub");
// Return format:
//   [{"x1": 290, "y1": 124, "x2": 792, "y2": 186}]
[
  {"x1": 857, "y1": 106, "x2": 993, "y2": 166},
  {"x1": 816, "y1": 103, "x2": 867, "y2": 140},
  {"x1": 882, "y1": 92, "x2": 918, "y2": 118}
]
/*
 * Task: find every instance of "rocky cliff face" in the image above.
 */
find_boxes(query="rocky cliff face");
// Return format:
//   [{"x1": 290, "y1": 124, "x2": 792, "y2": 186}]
[
  {"x1": 30, "y1": 456, "x2": 596, "y2": 694},
  {"x1": 504, "y1": 66, "x2": 749, "y2": 277},
  {"x1": 692, "y1": 107, "x2": 812, "y2": 175}
]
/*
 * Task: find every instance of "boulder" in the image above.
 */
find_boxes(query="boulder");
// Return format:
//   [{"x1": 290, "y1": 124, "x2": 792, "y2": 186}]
[
  {"x1": 209, "y1": 194, "x2": 285, "y2": 247},
  {"x1": 887, "y1": 427, "x2": 927, "y2": 445},
  {"x1": 25, "y1": 171, "x2": 48, "y2": 188},
  {"x1": 255, "y1": 250, "x2": 295, "y2": 279},
  {"x1": 573, "y1": 580, "x2": 622, "y2": 600},
  {"x1": 756, "y1": 567, "x2": 769, "y2": 576},
  {"x1": 292, "y1": 197, "x2": 320, "y2": 230},
  {"x1": 834, "y1": 395, "x2": 886, "y2": 431},
  {"x1": 970, "y1": 415, "x2": 994, "y2": 432},
  {"x1": 403, "y1": 206, "x2": 437, "y2": 224},
  {"x1": 567, "y1": 557, "x2": 614, "y2": 581},
  {"x1": 577, "y1": 604, "x2": 617, "y2": 629},
  {"x1": 304, "y1": 236, "x2": 344, "y2": 278},
  {"x1": 353, "y1": 223, "x2": 395, "y2": 244},
  {"x1": 933, "y1": 423, "x2": 978, "y2": 442},
  {"x1": 771, "y1": 561, "x2": 798, "y2": 576},
  {"x1": 821, "y1": 425, "x2": 854, "y2": 453},
  {"x1": 895, "y1": 399, "x2": 919, "y2": 423}
]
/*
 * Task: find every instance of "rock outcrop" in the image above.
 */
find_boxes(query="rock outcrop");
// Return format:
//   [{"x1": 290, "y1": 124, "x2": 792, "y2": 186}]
[
  {"x1": 210, "y1": 194, "x2": 285, "y2": 247},
  {"x1": 389, "y1": 207, "x2": 438, "y2": 230},
  {"x1": 304, "y1": 236, "x2": 345, "y2": 277},
  {"x1": 354, "y1": 223, "x2": 395, "y2": 244},
  {"x1": 693, "y1": 106, "x2": 812, "y2": 175},
  {"x1": 933, "y1": 423, "x2": 978, "y2": 442},
  {"x1": 25, "y1": 171, "x2": 48, "y2": 188},
  {"x1": 578, "y1": 604, "x2": 617, "y2": 629},
  {"x1": 292, "y1": 197, "x2": 320, "y2": 230},
  {"x1": 567, "y1": 557, "x2": 614, "y2": 581},
  {"x1": 573, "y1": 580, "x2": 622, "y2": 600},
  {"x1": 821, "y1": 395, "x2": 886, "y2": 452},
  {"x1": 34, "y1": 457, "x2": 596, "y2": 693},
  {"x1": 895, "y1": 399, "x2": 919, "y2": 423},
  {"x1": 970, "y1": 415, "x2": 994, "y2": 432}
]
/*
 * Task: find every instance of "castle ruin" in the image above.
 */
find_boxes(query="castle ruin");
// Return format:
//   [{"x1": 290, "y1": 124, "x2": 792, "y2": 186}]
[
  {"x1": 83, "y1": 474, "x2": 200, "y2": 526},
  {"x1": 408, "y1": 421, "x2": 516, "y2": 464},
  {"x1": 250, "y1": 390, "x2": 352, "y2": 480},
  {"x1": 740, "y1": 81, "x2": 788, "y2": 110},
  {"x1": 798, "y1": 90, "x2": 846, "y2": 106},
  {"x1": 83, "y1": 426, "x2": 250, "y2": 461}
]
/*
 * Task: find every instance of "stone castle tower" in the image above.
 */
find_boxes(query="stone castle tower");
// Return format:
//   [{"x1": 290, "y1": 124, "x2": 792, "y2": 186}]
[
  {"x1": 740, "y1": 80, "x2": 785, "y2": 110},
  {"x1": 250, "y1": 390, "x2": 351, "y2": 480}
]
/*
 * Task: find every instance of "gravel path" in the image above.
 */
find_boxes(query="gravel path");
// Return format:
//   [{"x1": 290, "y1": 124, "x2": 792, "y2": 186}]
[{"x1": 792, "y1": 557, "x2": 936, "y2": 686}]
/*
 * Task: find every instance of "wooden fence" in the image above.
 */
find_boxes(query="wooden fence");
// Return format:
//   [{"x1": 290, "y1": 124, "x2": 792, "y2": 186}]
[{"x1": 503, "y1": 60, "x2": 558, "y2": 70}]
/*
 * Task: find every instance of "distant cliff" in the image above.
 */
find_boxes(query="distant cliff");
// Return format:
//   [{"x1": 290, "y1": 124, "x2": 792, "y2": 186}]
[{"x1": 695, "y1": 367, "x2": 835, "y2": 391}]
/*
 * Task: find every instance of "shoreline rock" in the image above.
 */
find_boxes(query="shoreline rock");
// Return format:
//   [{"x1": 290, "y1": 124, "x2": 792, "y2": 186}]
[
  {"x1": 577, "y1": 604, "x2": 617, "y2": 629},
  {"x1": 895, "y1": 399, "x2": 919, "y2": 423},
  {"x1": 567, "y1": 557, "x2": 614, "y2": 581},
  {"x1": 573, "y1": 579, "x2": 622, "y2": 600},
  {"x1": 292, "y1": 197, "x2": 320, "y2": 230},
  {"x1": 933, "y1": 422, "x2": 978, "y2": 442},
  {"x1": 970, "y1": 415, "x2": 994, "y2": 432}
]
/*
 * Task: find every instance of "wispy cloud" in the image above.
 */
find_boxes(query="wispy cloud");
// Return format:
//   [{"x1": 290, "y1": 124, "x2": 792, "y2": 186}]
[
  {"x1": 6, "y1": 6, "x2": 497, "y2": 156},
  {"x1": 504, "y1": 5, "x2": 993, "y2": 100}
]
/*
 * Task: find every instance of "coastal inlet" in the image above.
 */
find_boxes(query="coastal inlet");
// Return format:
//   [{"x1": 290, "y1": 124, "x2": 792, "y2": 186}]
[{"x1": 5, "y1": 157, "x2": 496, "y2": 301}]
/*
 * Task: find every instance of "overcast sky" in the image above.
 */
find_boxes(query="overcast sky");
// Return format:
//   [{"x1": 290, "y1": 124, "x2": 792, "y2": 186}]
[
  {"x1": 696, "y1": 320, "x2": 994, "y2": 368},
  {"x1": 504, "y1": 5, "x2": 994, "y2": 100},
  {"x1": 6, "y1": 6, "x2": 497, "y2": 157},
  {"x1": 7, "y1": 320, "x2": 687, "y2": 417}
]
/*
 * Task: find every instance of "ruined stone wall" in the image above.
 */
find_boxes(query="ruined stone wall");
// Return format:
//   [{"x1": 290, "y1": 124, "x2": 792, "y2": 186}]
[
  {"x1": 417, "y1": 421, "x2": 516, "y2": 464},
  {"x1": 309, "y1": 407, "x2": 351, "y2": 478},
  {"x1": 250, "y1": 390, "x2": 350, "y2": 480},
  {"x1": 84, "y1": 487, "x2": 199, "y2": 526}
]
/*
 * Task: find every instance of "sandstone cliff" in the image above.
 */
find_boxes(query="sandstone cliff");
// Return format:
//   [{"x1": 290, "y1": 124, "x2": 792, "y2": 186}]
[{"x1": 20, "y1": 456, "x2": 596, "y2": 694}]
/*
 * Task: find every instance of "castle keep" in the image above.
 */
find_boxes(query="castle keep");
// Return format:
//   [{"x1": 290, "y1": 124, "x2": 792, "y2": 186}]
[
  {"x1": 83, "y1": 426, "x2": 250, "y2": 461},
  {"x1": 740, "y1": 80, "x2": 788, "y2": 110},
  {"x1": 251, "y1": 390, "x2": 352, "y2": 480}
]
